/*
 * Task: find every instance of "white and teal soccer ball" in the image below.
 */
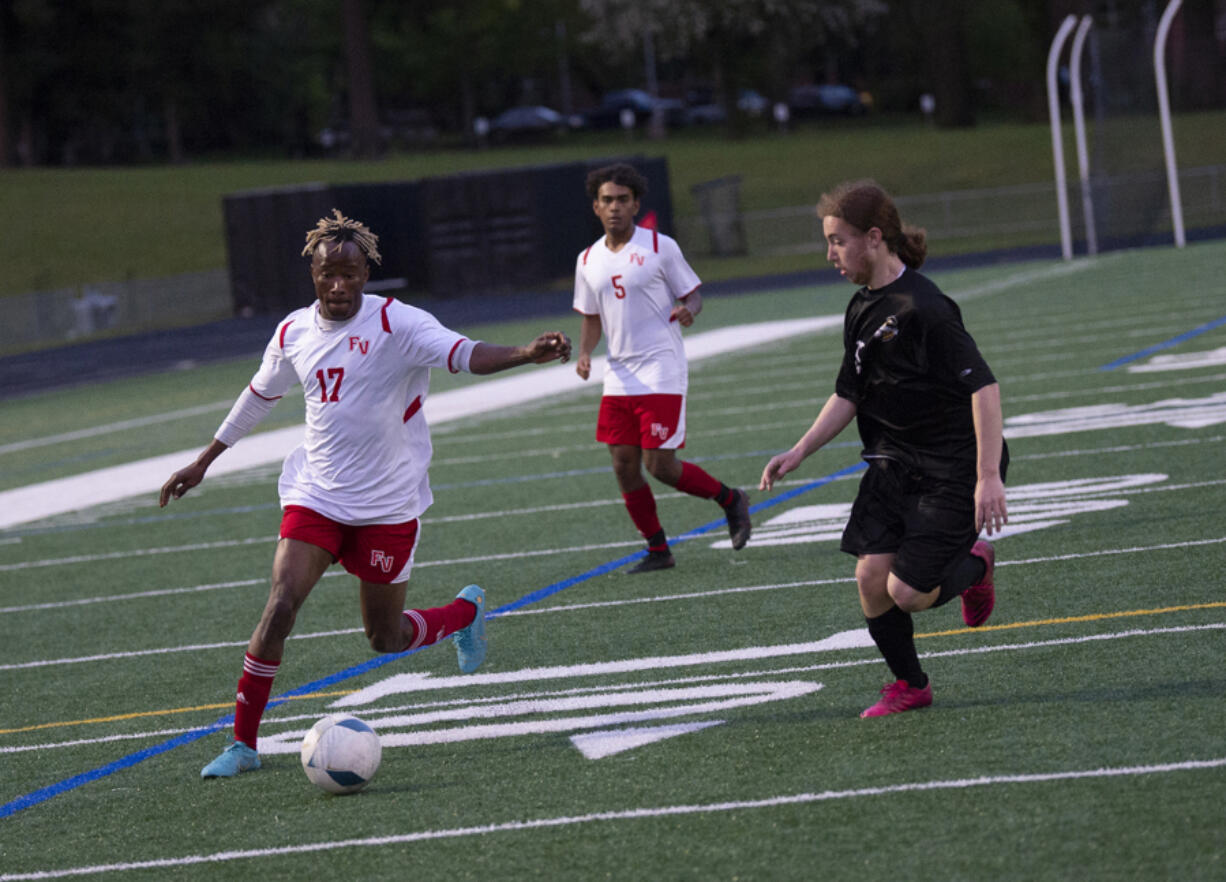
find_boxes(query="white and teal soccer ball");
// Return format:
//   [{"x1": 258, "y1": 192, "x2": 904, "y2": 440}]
[{"x1": 300, "y1": 714, "x2": 382, "y2": 795}]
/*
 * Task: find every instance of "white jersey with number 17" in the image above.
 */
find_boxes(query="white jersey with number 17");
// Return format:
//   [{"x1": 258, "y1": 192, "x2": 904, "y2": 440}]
[
  {"x1": 573, "y1": 225, "x2": 701, "y2": 396},
  {"x1": 237, "y1": 294, "x2": 472, "y2": 525}
]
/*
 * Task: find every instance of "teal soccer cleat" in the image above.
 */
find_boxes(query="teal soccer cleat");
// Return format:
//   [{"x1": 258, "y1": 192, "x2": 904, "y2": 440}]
[
  {"x1": 453, "y1": 584, "x2": 487, "y2": 674},
  {"x1": 201, "y1": 740, "x2": 261, "y2": 779}
]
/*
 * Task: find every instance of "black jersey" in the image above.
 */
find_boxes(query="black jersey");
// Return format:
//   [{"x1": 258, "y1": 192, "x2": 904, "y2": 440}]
[{"x1": 834, "y1": 267, "x2": 1002, "y2": 481}]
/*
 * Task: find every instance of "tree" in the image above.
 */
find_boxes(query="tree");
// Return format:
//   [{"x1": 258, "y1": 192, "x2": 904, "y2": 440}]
[
  {"x1": 906, "y1": 0, "x2": 976, "y2": 127},
  {"x1": 342, "y1": 0, "x2": 381, "y2": 157},
  {"x1": 577, "y1": 0, "x2": 887, "y2": 124},
  {"x1": 0, "y1": 1, "x2": 10, "y2": 166}
]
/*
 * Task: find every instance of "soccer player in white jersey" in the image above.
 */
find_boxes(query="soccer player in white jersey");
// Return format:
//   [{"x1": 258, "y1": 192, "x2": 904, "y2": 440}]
[
  {"x1": 160, "y1": 210, "x2": 571, "y2": 778},
  {"x1": 574, "y1": 164, "x2": 750, "y2": 573}
]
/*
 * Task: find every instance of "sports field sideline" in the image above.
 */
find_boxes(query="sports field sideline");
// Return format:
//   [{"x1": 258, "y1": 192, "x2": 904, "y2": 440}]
[{"x1": 1, "y1": 243, "x2": 1224, "y2": 880}]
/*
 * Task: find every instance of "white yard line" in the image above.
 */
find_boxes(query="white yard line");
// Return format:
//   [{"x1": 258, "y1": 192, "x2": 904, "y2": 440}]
[
  {"x1": 4, "y1": 535, "x2": 1222, "y2": 670},
  {"x1": 2, "y1": 750, "x2": 1221, "y2": 879},
  {"x1": 0, "y1": 317, "x2": 842, "y2": 531},
  {"x1": 0, "y1": 402, "x2": 236, "y2": 456},
  {"x1": 0, "y1": 261, "x2": 1100, "y2": 532}
]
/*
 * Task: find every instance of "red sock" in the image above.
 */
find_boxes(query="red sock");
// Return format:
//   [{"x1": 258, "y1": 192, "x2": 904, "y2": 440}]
[
  {"x1": 234, "y1": 652, "x2": 279, "y2": 749},
  {"x1": 622, "y1": 484, "x2": 664, "y2": 544},
  {"x1": 674, "y1": 461, "x2": 722, "y2": 499},
  {"x1": 402, "y1": 598, "x2": 477, "y2": 650}
]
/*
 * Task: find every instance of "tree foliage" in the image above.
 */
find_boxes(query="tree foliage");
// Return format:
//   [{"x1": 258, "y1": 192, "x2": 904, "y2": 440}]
[{"x1": 6, "y1": 0, "x2": 1214, "y2": 167}]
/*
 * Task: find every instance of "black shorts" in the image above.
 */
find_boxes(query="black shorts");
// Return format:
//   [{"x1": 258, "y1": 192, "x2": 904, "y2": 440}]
[{"x1": 839, "y1": 458, "x2": 978, "y2": 592}]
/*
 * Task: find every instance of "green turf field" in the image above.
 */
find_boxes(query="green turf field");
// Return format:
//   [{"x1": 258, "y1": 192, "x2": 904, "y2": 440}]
[{"x1": 1, "y1": 241, "x2": 1225, "y2": 880}]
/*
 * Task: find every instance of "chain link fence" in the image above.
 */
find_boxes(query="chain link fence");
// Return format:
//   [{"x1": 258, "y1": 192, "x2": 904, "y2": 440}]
[
  {"x1": 678, "y1": 164, "x2": 1226, "y2": 258},
  {"x1": 7, "y1": 165, "x2": 1224, "y2": 353}
]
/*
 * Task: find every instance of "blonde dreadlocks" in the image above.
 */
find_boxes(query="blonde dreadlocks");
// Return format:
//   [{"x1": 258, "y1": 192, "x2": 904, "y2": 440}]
[{"x1": 301, "y1": 209, "x2": 383, "y2": 265}]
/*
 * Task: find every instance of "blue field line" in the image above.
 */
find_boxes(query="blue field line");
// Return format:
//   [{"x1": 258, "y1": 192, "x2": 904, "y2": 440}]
[
  {"x1": 492, "y1": 460, "x2": 866, "y2": 617},
  {"x1": 1099, "y1": 313, "x2": 1226, "y2": 371},
  {"x1": 0, "y1": 460, "x2": 864, "y2": 819},
  {"x1": 0, "y1": 724, "x2": 225, "y2": 818}
]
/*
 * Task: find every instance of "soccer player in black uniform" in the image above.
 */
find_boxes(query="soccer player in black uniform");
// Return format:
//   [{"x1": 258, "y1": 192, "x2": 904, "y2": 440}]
[{"x1": 760, "y1": 180, "x2": 1008, "y2": 717}]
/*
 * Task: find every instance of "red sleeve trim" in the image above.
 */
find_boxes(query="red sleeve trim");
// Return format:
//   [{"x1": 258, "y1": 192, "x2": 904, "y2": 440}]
[
  {"x1": 402, "y1": 395, "x2": 423, "y2": 423},
  {"x1": 447, "y1": 338, "x2": 467, "y2": 374},
  {"x1": 248, "y1": 383, "x2": 281, "y2": 402},
  {"x1": 278, "y1": 320, "x2": 294, "y2": 349},
  {"x1": 381, "y1": 297, "x2": 394, "y2": 333},
  {"x1": 652, "y1": 228, "x2": 659, "y2": 253},
  {"x1": 582, "y1": 245, "x2": 592, "y2": 266}
]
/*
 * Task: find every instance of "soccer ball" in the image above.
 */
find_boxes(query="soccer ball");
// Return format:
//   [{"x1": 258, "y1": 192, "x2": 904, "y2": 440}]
[{"x1": 300, "y1": 714, "x2": 382, "y2": 795}]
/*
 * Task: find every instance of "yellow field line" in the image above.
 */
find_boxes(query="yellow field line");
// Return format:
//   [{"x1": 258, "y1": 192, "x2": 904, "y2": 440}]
[
  {"x1": 0, "y1": 689, "x2": 355, "y2": 735},
  {"x1": 6, "y1": 601, "x2": 1224, "y2": 737},
  {"x1": 916, "y1": 600, "x2": 1226, "y2": 639}
]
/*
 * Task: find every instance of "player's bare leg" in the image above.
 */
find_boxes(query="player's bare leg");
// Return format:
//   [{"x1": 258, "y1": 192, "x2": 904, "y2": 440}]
[
  {"x1": 202, "y1": 539, "x2": 330, "y2": 779},
  {"x1": 359, "y1": 580, "x2": 486, "y2": 672},
  {"x1": 609, "y1": 444, "x2": 674, "y2": 573},
  {"x1": 644, "y1": 448, "x2": 752, "y2": 550},
  {"x1": 856, "y1": 554, "x2": 932, "y2": 718}
]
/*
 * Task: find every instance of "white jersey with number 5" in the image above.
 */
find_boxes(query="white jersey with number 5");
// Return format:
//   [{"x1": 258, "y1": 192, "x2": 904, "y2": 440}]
[
  {"x1": 573, "y1": 225, "x2": 701, "y2": 396},
  {"x1": 241, "y1": 294, "x2": 472, "y2": 525}
]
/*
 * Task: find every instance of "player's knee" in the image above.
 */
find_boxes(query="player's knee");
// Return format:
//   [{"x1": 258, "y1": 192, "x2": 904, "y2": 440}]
[
  {"x1": 888, "y1": 580, "x2": 931, "y2": 613},
  {"x1": 610, "y1": 455, "x2": 638, "y2": 480},
  {"x1": 644, "y1": 458, "x2": 675, "y2": 484},
  {"x1": 855, "y1": 560, "x2": 889, "y2": 595},
  {"x1": 366, "y1": 625, "x2": 403, "y2": 654}
]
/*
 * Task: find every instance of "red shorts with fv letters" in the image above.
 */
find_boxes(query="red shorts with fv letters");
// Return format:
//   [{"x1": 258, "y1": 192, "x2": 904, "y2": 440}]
[
  {"x1": 596, "y1": 394, "x2": 686, "y2": 449},
  {"x1": 280, "y1": 505, "x2": 419, "y2": 584}
]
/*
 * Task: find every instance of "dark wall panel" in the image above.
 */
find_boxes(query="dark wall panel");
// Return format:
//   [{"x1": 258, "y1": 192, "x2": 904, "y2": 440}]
[{"x1": 223, "y1": 156, "x2": 671, "y2": 316}]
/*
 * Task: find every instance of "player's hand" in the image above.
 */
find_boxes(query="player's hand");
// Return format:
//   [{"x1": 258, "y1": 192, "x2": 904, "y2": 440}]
[
  {"x1": 159, "y1": 464, "x2": 206, "y2": 507},
  {"x1": 759, "y1": 450, "x2": 802, "y2": 491},
  {"x1": 575, "y1": 353, "x2": 591, "y2": 381},
  {"x1": 975, "y1": 475, "x2": 1008, "y2": 535},
  {"x1": 669, "y1": 304, "x2": 695, "y2": 327},
  {"x1": 527, "y1": 332, "x2": 571, "y2": 364}
]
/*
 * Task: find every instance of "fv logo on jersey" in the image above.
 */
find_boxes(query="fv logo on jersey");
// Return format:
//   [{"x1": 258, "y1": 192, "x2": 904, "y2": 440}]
[
  {"x1": 348, "y1": 336, "x2": 370, "y2": 354},
  {"x1": 370, "y1": 550, "x2": 395, "y2": 573}
]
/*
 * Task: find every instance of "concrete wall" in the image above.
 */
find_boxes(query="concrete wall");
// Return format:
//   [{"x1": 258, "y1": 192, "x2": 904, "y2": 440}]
[{"x1": 1, "y1": 269, "x2": 231, "y2": 352}]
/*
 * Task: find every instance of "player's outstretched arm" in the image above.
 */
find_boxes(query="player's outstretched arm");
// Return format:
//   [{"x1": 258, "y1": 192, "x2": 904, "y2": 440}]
[
  {"x1": 759, "y1": 394, "x2": 857, "y2": 490},
  {"x1": 159, "y1": 439, "x2": 228, "y2": 507},
  {"x1": 468, "y1": 332, "x2": 572, "y2": 375}
]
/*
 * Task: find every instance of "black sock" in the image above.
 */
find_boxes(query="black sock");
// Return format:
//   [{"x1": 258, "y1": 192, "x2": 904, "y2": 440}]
[
  {"x1": 645, "y1": 529, "x2": 668, "y2": 553},
  {"x1": 865, "y1": 606, "x2": 927, "y2": 688},
  {"x1": 715, "y1": 485, "x2": 735, "y2": 507},
  {"x1": 931, "y1": 553, "x2": 987, "y2": 608}
]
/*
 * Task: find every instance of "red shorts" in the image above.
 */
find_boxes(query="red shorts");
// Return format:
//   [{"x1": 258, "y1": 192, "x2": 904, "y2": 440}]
[
  {"x1": 280, "y1": 505, "x2": 419, "y2": 584},
  {"x1": 596, "y1": 394, "x2": 686, "y2": 449}
]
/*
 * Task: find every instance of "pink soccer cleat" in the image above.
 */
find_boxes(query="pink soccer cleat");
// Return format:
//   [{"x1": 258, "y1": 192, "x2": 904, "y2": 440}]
[
  {"x1": 860, "y1": 679, "x2": 933, "y2": 718},
  {"x1": 961, "y1": 540, "x2": 996, "y2": 627}
]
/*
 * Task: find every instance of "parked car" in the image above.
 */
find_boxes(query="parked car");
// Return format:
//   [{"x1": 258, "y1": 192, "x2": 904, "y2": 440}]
[
  {"x1": 682, "y1": 101, "x2": 726, "y2": 126},
  {"x1": 787, "y1": 84, "x2": 867, "y2": 117},
  {"x1": 736, "y1": 89, "x2": 770, "y2": 117},
  {"x1": 316, "y1": 109, "x2": 438, "y2": 153},
  {"x1": 488, "y1": 105, "x2": 570, "y2": 142},
  {"x1": 584, "y1": 89, "x2": 684, "y2": 130}
]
